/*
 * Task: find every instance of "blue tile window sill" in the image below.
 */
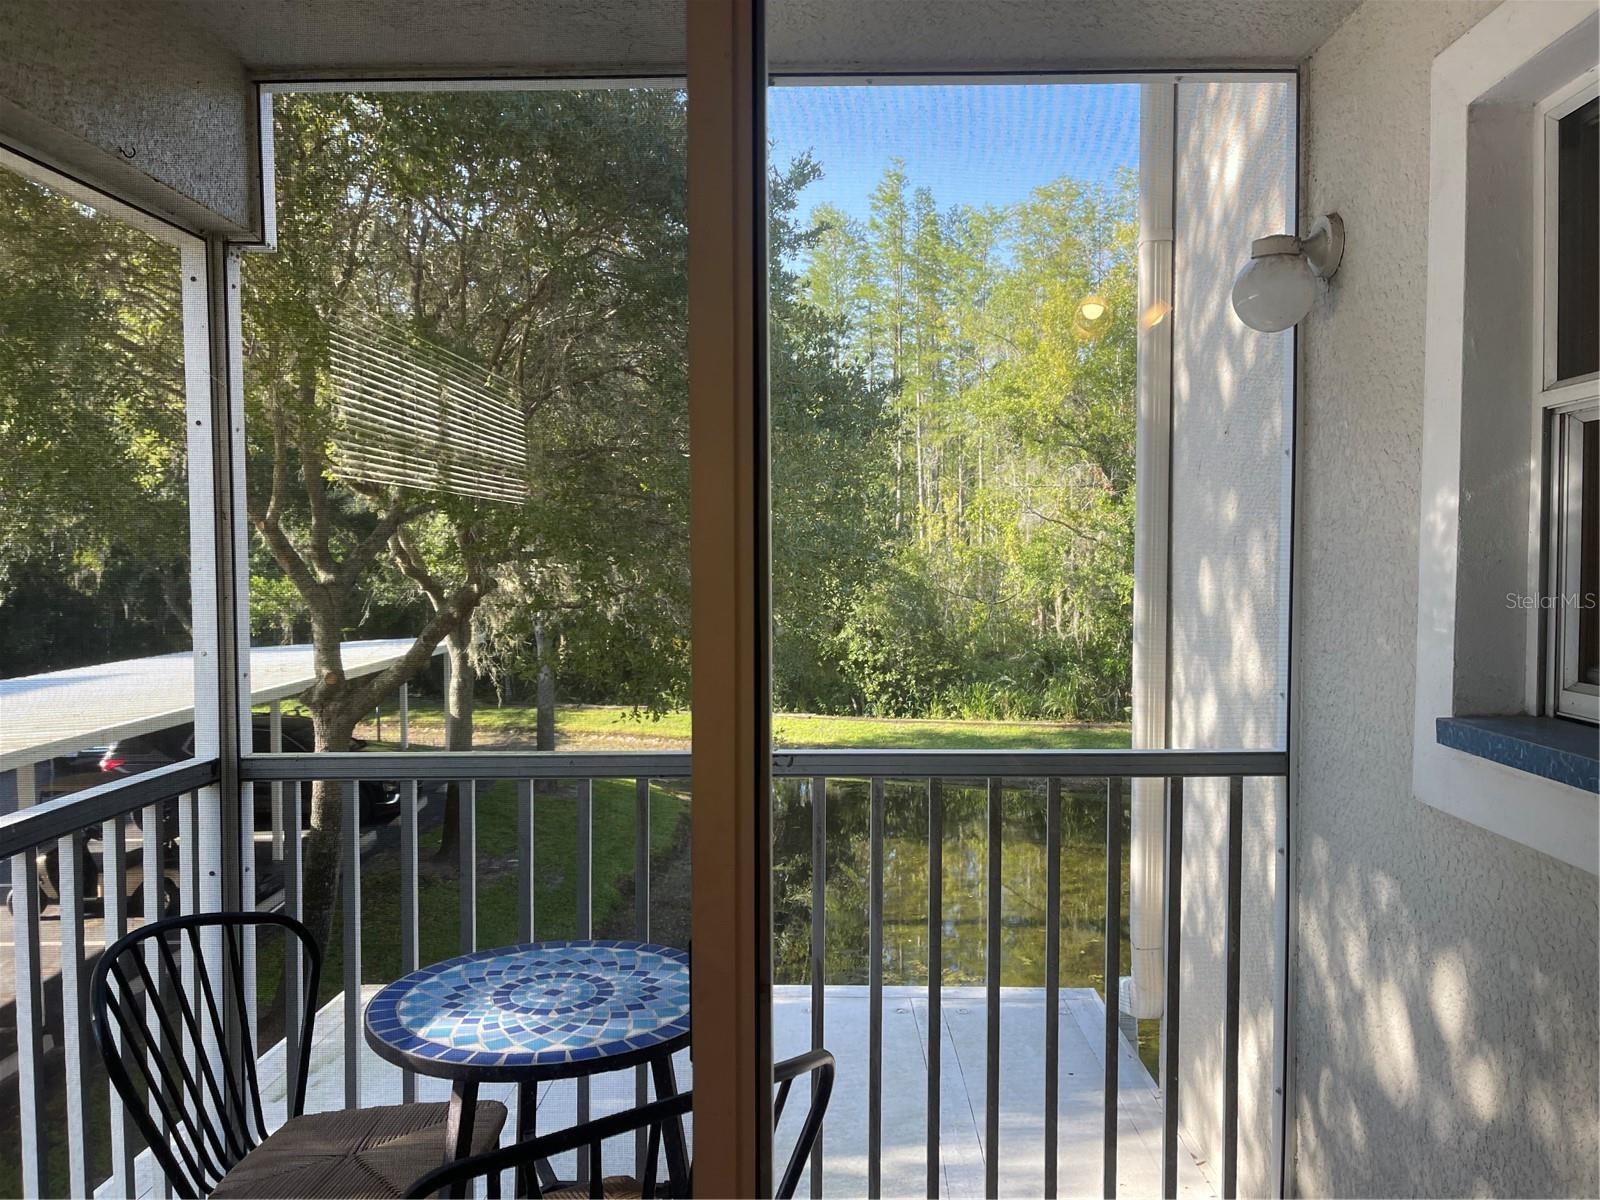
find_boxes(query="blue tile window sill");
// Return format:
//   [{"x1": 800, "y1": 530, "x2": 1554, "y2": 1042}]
[{"x1": 1436, "y1": 716, "x2": 1599, "y2": 793}]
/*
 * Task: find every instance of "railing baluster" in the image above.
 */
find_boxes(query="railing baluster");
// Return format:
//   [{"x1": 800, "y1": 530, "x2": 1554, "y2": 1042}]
[
  {"x1": 1104, "y1": 777, "x2": 1123, "y2": 1200},
  {"x1": 460, "y1": 779, "x2": 477, "y2": 952},
  {"x1": 58, "y1": 830, "x2": 91, "y2": 1196},
  {"x1": 1161, "y1": 777, "x2": 1184, "y2": 1200},
  {"x1": 630, "y1": 777, "x2": 652, "y2": 1160},
  {"x1": 634, "y1": 777, "x2": 651, "y2": 936},
  {"x1": 282, "y1": 778, "x2": 304, "y2": 1125},
  {"x1": 1044, "y1": 779, "x2": 1062, "y2": 1200},
  {"x1": 868, "y1": 776, "x2": 884, "y2": 1199},
  {"x1": 518, "y1": 778, "x2": 536, "y2": 941},
  {"x1": 144, "y1": 798, "x2": 170, "y2": 1200},
  {"x1": 577, "y1": 777, "x2": 593, "y2": 937},
  {"x1": 239, "y1": 778, "x2": 259, "y2": 1112},
  {"x1": 577, "y1": 776, "x2": 593, "y2": 1184},
  {"x1": 172, "y1": 790, "x2": 201, "y2": 1158},
  {"x1": 105, "y1": 814, "x2": 138, "y2": 1195},
  {"x1": 811, "y1": 774, "x2": 827, "y2": 1200},
  {"x1": 270, "y1": 701, "x2": 285, "y2": 862},
  {"x1": 10, "y1": 764, "x2": 45, "y2": 1197},
  {"x1": 401, "y1": 776, "x2": 421, "y2": 1105},
  {"x1": 926, "y1": 778, "x2": 942, "y2": 1199},
  {"x1": 1223, "y1": 775, "x2": 1244, "y2": 1199},
  {"x1": 343, "y1": 778, "x2": 362, "y2": 1110},
  {"x1": 179, "y1": 789, "x2": 199, "y2": 1071},
  {"x1": 985, "y1": 777, "x2": 1002, "y2": 1200},
  {"x1": 517, "y1": 775, "x2": 538, "y2": 1195}
]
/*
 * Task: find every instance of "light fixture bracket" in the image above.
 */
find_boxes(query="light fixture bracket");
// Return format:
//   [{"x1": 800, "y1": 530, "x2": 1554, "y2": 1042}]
[
  {"x1": 1248, "y1": 233, "x2": 1301, "y2": 258},
  {"x1": 1301, "y1": 213, "x2": 1345, "y2": 278},
  {"x1": 1246, "y1": 213, "x2": 1345, "y2": 278}
]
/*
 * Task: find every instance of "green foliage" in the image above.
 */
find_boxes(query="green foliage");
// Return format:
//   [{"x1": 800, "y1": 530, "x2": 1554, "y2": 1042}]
[
  {"x1": 0, "y1": 172, "x2": 193, "y2": 673},
  {"x1": 3, "y1": 93, "x2": 1136, "y2": 730},
  {"x1": 797, "y1": 165, "x2": 1138, "y2": 721},
  {"x1": 770, "y1": 156, "x2": 897, "y2": 713},
  {"x1": 834, "y1": 569, "x2": 958, "y2": 716}
]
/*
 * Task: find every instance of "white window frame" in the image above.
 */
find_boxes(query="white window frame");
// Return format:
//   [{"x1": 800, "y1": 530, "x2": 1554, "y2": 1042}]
[
  {"x1": 0, "y1": 146, "x2": 224, "y2": 764},
  {"x1": 1415, "y1": 0, "x2": 1599, "y2": 875},
  {"x1": 1546, "y1": 403, "x2": 1598, "y2": 720},
  {"x1": 1534, "y1": 73, "x2": 1599, "y2": 723}
]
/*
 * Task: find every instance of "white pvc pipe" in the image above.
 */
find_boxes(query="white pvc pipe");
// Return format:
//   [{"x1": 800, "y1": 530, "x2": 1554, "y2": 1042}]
[{"x1": 1128, "y1": 81, "x2": 1177, "y2": 1021}]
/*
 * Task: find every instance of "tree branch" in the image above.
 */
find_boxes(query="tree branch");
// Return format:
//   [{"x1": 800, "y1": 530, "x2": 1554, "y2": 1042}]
[{"x1": 389, "y1": 526, "x2": 448, "y2": 610}]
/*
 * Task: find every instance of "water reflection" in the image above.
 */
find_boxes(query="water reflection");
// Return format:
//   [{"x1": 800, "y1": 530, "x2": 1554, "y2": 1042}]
[{"x1": 772, "y1": 777, "x2": 1134, "y2": 991}]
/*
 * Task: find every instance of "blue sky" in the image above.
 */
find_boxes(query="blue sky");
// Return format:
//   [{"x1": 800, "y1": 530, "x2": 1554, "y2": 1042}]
[{"x1": 768, "y1": 83, "x2": 1141, "y2": 227}]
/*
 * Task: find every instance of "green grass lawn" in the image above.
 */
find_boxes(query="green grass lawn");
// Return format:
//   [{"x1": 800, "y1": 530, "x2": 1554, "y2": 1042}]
[
  {"x1": 257, "y1": 777, "x2": 687, "y2": 1014},
  {"x1": 365, "y1": 701, "x2": 1131, "y2": 751}
]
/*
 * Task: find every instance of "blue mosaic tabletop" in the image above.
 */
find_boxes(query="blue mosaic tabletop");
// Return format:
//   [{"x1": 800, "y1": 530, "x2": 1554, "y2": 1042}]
[{"x1": 364, "y1": 940, "x2": 691, "y2": 1081}]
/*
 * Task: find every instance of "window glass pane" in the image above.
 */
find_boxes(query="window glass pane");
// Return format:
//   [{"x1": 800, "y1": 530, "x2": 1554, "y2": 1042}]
[
  {"x1": 765, "y1": 79, "x2": 1294, "y2": 1197},
  {"x1": 0, "y1": 167, "x2": 195, "y2": 804},
  {"x1": 1579, "y1": 418, "x2": 1597, "y2": 687},
  {"x1": 768, "y1": 83, "x2": 1142, "y2": 740},
  {"x1": 242, "y1": 88, "x2": 692, "y2": 1046},
  {"x1": 766, "y1": 84, "x2": 1146, "y2": 1198},
  {"x1": 1556, "y1": 96, "x2": 1598, "y2": 382},
  {"x1": 247, "y1": 89, "x2": 688, "y2": 755}
]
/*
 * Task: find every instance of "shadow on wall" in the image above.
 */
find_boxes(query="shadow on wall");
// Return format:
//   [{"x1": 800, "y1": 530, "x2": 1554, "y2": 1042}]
[
  {"x1": 1165, "y1": 76, "x2": 1295, "y2": 1198},
  {"x1": 1291, "y1": 0, "x2": 1598, "y2": 1193},
  {"x1": 1294, "y1": 816, "x2": 1598, "y2": 1194}
]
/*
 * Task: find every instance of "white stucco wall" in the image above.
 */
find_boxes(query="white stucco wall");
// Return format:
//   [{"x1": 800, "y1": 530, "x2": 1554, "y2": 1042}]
[
  {"x1": 0, "y1": 0, "x2": 257, "y2": 235},
  {"x1": 1293, "y1": 1, "x2": 1600, "y2": 1195},
  {"x1": 1168, "y1": 78, "x2": 1296, "y2": 1199}
]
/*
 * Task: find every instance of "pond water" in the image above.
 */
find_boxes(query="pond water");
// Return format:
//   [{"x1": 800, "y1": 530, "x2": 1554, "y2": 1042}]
[{"x1": 771, "y1": 776, "x2": 1134, "y2": 993}]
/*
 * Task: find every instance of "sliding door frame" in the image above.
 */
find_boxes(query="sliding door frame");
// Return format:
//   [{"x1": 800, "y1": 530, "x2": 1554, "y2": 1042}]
[{"x1": 687, "y1": 0, "x2": 774, "y2": 1193}]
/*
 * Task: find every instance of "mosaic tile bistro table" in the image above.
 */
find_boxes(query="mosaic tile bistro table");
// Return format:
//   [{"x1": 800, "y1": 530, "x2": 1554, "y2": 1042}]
[{"x1": 364, "y1": 939, "x2": 693, "y2": 1182}]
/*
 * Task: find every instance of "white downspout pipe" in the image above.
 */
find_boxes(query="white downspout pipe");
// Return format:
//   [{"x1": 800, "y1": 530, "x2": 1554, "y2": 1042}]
[{"x1": 1129, "y1": 80, "x2": 1176, "y2": 1022}]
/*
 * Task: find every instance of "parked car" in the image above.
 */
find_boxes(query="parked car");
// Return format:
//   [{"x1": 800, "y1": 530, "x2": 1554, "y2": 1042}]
[
  {"x1": 11, "y1": 817, "x2": 181, "y2": 919},
  {"x1": 38, "y1": 745, "x2": 118, "y2": 801},
  {"x1": 100, "y1": 713, "x2": 401, "y2": 824},
  {"x1": 12, "y1": 715, "x2": 402, "y2": 915}
]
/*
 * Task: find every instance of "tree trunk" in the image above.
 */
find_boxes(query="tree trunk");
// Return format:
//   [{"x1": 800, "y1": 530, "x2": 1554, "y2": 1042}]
[
  {"x1": 533, "y1": 621, "x2": 558, "y2": 809},
  {"x1": 433, "y1": 627, "x2": 476, "y2": 864},
  {"x1": 535, "y1": 620, "x2": 556, "y2": 754},
  {"x1": 300, "y1": 707, "x2": 361, "y2": 961}
]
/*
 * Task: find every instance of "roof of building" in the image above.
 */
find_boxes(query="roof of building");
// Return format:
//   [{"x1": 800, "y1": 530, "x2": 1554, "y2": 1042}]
[{"x1": 0, "y1": 638, "x2": 441, "y2": 771}]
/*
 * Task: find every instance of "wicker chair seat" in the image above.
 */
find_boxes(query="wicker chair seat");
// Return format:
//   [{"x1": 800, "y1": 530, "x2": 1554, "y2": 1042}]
[{"x1": 210, "y1": 1100, "x2": 507, "y2": 1199}]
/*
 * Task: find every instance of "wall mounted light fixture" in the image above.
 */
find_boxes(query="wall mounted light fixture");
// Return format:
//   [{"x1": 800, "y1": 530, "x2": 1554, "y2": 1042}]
[{"x1": 1230, "y1": 213, "x2": 1345, "y2": 332}]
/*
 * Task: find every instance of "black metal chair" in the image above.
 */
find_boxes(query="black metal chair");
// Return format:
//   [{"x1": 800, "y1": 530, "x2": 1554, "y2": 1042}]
[
  {"x1": 92, "y1": 911, "x2": 508, "y2": 1199},
  {"x1": 403, "y1": 1048, "x2": 836, "y2": 1200}
]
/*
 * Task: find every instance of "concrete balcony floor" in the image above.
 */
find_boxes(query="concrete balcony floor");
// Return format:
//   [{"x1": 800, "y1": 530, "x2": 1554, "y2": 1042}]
[{"x1": 101, "y1": 985, "x2": 1215, "y2": 1199}]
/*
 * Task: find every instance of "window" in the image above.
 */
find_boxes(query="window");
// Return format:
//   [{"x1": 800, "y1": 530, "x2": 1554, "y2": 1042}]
[
  {"x1": 1541, "y1": 79, "x2": 1599, "y2": 723},
  {"x1": 1551, "y1": 95, "x2": 1597, "y2": 385},
  {"x1": 0, "y1": 158, "x2": 206, "y2": 802},
  {"x1": 1550, "y1": 408, "x2": 1598, "y2": 719},
  {"x1": 1414, "y1": 1, "x2": 1597, "y2": 873}
]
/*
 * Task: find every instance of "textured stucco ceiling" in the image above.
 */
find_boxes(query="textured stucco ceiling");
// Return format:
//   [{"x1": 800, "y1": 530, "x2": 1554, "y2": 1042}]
[{"x1": 165, "y1": 0, "x2": 1363, "y2": 77}]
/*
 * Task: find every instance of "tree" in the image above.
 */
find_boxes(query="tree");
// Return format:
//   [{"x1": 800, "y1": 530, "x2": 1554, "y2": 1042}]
[
  {"x1": 243, "y1": 88, "x2": 693, "y2": 940},
  {"x1": 770, "y1": 157, "x2": 895, "y2": 712},
  {"x1": 800, "y1": 164, "x2": 1138, "y2": 720},
  {"x1": 0, "y1": 172, "x2": 193, "y2": 671}
]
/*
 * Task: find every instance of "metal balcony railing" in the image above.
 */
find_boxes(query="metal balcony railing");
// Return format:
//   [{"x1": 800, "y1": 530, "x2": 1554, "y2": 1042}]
[{"x1": 1, "y1": 746, "x2": 1287, "y2": 1200}]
